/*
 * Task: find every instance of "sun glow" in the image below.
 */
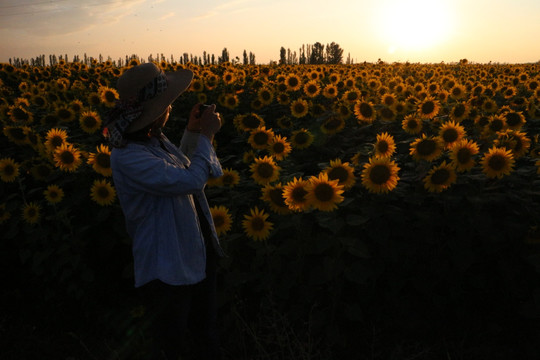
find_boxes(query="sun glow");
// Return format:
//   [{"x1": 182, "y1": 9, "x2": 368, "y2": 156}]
[{"x1": 374, "y1": 0, "x2": 454, "y2": 56}]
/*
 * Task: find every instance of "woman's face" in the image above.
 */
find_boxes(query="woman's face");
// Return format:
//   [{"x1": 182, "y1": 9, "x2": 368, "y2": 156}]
[{"x1": 153, "y1": 105, "x2": 171, "y2": 130}]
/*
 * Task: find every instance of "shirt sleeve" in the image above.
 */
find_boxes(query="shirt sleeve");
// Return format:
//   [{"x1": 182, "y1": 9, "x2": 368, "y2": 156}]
[
  {"x1": 180, "y1": 130, "x2": 223, "y2": 178},
  {"x1": 112, "y1": 138, "x2": 222, "y2": 197}
]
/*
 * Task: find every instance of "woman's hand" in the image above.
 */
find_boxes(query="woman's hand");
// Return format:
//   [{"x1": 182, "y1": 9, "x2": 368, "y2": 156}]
[
  {"x1": 199, "y1": 104, "x2": 222, "y2": 141},
  {"x1": 187, "y1": 103, "x2": 205, "y2": 132}
]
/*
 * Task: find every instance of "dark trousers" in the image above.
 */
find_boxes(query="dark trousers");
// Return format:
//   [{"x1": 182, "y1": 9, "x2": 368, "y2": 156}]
[{"x1": 139, "y1": 247, "x2": 221, "y2": 360}]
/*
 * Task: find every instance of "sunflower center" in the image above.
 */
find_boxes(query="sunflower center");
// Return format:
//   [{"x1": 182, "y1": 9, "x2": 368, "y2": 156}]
[
  {"x1": 430, "y1": 169, "x2": 450, "y2": 185},
  {"x1": 292, "y1": 187, "x2": 308, "y2": 202},
  {"x1": 407, "y1": 119, "x2": 419, "y2": 129},
  {"x1": 294, "y1": 103, "x2": 306, "y2": 113},
  {"x1": 294, "y1": 132, "x2": 309, "y2": 145},
  {"x1": 83, "y1": 116, "x2": 98, "y2": 128},
  {"x1": 60, "y1": 151, "x2": 75, "y2": 165},
  {"x1": 369, "y1": 164, "x2": 391, "y2": 185},
  {"x1": 214, "y1": 215, "x2": 225, "y2": 227},
  {"x1": 328, "y1": 167, "x2": 349, "y2": 184},
  {"x1": 505, "y1": 112, "x2": 521, "y2": 127},
  {"x1": 242, "y1": 115, "x2": 262, "y2": 129},
  {"x1": 377, "y1": 140, "x2": 389, "y2": 154},
  {"x1": 58, "y1": 109, "x2": 72, "y2": 120},
  {"x1": 104, "y1": 91, "x2": 116, "y2": 103},
  {"x1": 256, "y1": 163, "x2": 274, "y2": 179},
  {"x1": 489, "y1": 120, "x2": 504, "y2": 132},
  {"x1": 442, "y1": 128, "x2": 459, "y2": 143},
  {"x1": 324, "y1": 118, "x2": 342, "y2": 130},
  {"x1": 222, "y1": 174, "x2": 235, "y2": 186},
  {"x1": 416, "y1": 139, "x2": 437, "y2": 156},
  {"x1": 27, "y1": 208, "x2": 37, "y2": 218},
  {"x1": 360, "y1": 103, "x2": 373, "y2": 117},
  {"x1": 314, "y1": 183, "x2": 335, "y2": 202},
  {"x1": 253, "y1": 132, "x2": 270, "y2": 145},
  {"x1": 456, "y1": 148, "x2": 472, "y2": 164},
  {"x1": 49, "y1": 191, "x2": 59, "y2": 199},
  {"x1": 272, "y1": 142, "x2": 285, "y2": 154},
  {"x1": 12, "y1": 107, "x2": 29, "y2": 121},
  {"x1": 488, "y1": 154, "x2": 506, "y2": 171},
  {"x1": 97, "y1": 187, "x2": 110, "y2": 198},
  {"x1": 453, "y1": 104, "x2": 465, "y2": 118},
  {"x1": 9, "y1": 128, "x2": 26, "y2": 141},
  {"x1": 421, "y1": 101, "x2": 435, "y2": 114},
  {"x1": 251, "y1": 217, "x2": 265, "y2": 232},
  {"x1": 4, "y1": 164, "x2": 14, "y2": 176}
]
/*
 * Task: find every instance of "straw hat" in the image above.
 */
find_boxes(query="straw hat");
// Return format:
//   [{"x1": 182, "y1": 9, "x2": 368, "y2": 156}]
[{"x1": 116, "y1": 62, "x2": 193, "y2": 133}]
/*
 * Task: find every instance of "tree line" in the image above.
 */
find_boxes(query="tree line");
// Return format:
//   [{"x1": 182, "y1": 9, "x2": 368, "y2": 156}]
[{"x1": 6, "y1": 41, "x2": 351, "y2": 67}]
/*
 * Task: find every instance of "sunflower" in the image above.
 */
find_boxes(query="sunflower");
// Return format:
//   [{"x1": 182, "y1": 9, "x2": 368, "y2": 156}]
[
  {"x1": 480, "y1": 146, "x2": 515, "y2": 179},
  {"x1": 484, "y1": 115, "x2": 507, "y2": 136},
  {"x1": 209, "y1": 205, "x2": 232, "y2": 236},
  {"x1": 9, "y1": 105, "x2": 33, "y2": 123},
  {"x1": 45, "y1": 128, "x2": 68, "y2": 152},
  {"x1": 416, "y1": 96, "x2": 441, "y2": 119},
  {"x1": 381, "y1": 93, "x2": 398, "y2": 108},
  {"x1": 3, "y1": 126, "x2": 29, "y2": 145},
  {"x1": 248, "y1": 126, "x2": 275, "y2": 150},
  {"x1": 268, "y1": 135, "x2": 292, "y2": 160},
  {"x1": 22, "y1": 202, "x2": 41, "y2": 225},
  {"x1": 233, "y1": 113, "x2": 265, "y2": 132},
  {"x1": 79, "y1": 110, "x2": 102, "y2": 134},
  {"x1": 303, "y1": 80, "x2": 321, "y2": 98},
  {"x1": 54, "y1": 105, "x2": 76, "y2": 123},
  {"x1": 257, "y1": 87, "x2": 274, "y2": 105},
  {"x1": 449, "y1": 102, "x2": 470, "y2": 122},
  {"x1": 283, "y1": 177, "x2": 311, "y2": 212},
  {"x1": 219, "y1": 168, "x2": 241, "y2": 187},
  {"x1": 449, "y1": 84, "x2": 467, "y2": 100},
  {"x1": 501, "y1": 110, "x2": 526, "y2": 130},
  {"x1": 420, "y1": 161, "x2": 456, "y2": 193},
  {"x1": 53, "y1": 143, "x2": 82, "y2": 172},
  {"x1": 438, "y1": 121, "x2": 466, "y2": 149},
  {"x1": 401, "y1": 114, "x2": 423, "y2": 134},
  {"x1": 277, "y1": 116, "x2": 293, "y2": 129},
  {"x1": 342, "y1": 89, "x2": 362, "y2": 104},
  {"x1": 222, "y1": 71, "x2": 236, "y2": 85},
  {"x1": 285, "y1": 74, "x2": 302, "y2": 91},
  {"x1": 378, "y1": 106, "x2": 397, "y2": 122},
  {"x1": 276, "y1": 92, "x2": 290, "y2": 105},
  {"x1": 242, "y1": 150, "x2": 256, "y2": 164},
  {"x1": 354, "y1": 100, "x2": 376, "y2": 123},
  {"x1": 290, "y1": 128, "x2": 314, "y2": 149},
  {"x1": 321, "y1": 115, "x2": 346, "y2": 135},
  {"x1": 242, "y1": 207, "x2": 273, "y2": 241},
  {"x1": 44, "y1": 184, "x2": 64, "y2": 204},
  {"x1": 373, "y1": 132, "x2": 396, "y2": 159},
  {"x1": 250, "y1": 156, "x2": 280, "y2": 185},
  {"x1": 449, "y1": 139, "x2": 479, "y2": 172},
  {"x1": 305, "y1": 172, "x2": 344, "y2": 212},
  {"x1": 30, "y1": 162, "x2": 53, "y2": 181},
  {"x1": 324, "y1": 159, "x2": 356, "y2": 190},
  {"x1": 87, "y1": 144, "x2": 112, "y2": 176},
  {"x1": 361, "y1": 157, "x2": 400, "y2": 194},
  {"x1": 494, "y1": 130, "x2": 531, "y2": 159},
  {"x1": 223, "y1": 93, "x2": 240, "y2": 109},
  {"x1": 322, "y1": 84, "x2": 339, "y2": 99},
  {"x1": 290, "y1": 98, "x2": 309, "y2": 118},
  {"x1": 481, "y1": 98, "x2": 498, "y2": 113},
  {"x1": 90, "y1": 179, "x2": 116, "y2": 206},
  {"x1": 87, "y1": 92, "x2": 102, "y2": 107},
  {"x1": 0, "y1": 157, "x2": 20, "y2": 182},
  {"x1": 261, "y1": 183, "x2": 291, "y2": 215},
  {"x1": 190, "y1": 78, "x2": 204, "y2": 92},
  {"x1": 410, "y1": 134, "x2": 444, "y2": 162}
]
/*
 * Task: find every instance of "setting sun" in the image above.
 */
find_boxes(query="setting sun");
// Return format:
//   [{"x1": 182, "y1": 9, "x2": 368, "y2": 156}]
[{"x1": 373, "y1": 0, "x2": 455, "y2": 55}]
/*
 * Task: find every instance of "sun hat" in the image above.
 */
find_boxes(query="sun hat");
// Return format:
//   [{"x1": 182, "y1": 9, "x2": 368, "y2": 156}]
[{"x1": 104, "y1": 62, "x2": 193, "y2": 147}]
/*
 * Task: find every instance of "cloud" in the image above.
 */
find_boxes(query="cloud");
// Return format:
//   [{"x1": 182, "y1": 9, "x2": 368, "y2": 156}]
[
  {"x1": 191, "y1": 0, "x2": 253, "y2": 22},
  {"x1": 0, "y1": 0, "x2": 145, "y2": 36}
]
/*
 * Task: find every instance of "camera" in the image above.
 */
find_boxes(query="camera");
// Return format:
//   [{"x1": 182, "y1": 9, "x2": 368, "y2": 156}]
[{"x1": 198, "y1": 104, "x2": 210, "y2": 117}]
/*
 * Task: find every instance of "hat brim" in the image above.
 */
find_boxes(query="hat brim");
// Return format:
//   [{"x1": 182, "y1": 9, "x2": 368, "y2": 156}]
[{"x1": 126, "y1": 69, "x2": 193, "y2": 133}]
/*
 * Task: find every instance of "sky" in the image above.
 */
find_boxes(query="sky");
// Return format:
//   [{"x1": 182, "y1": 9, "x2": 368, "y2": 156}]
[{"x1": 0, "y1": 0, "x2": 539, "y2": 65}]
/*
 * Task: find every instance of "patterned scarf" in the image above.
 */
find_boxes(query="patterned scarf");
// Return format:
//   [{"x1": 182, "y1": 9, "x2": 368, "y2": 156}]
[{"x1": 104, "y1": 71, "x2": 168, "y2": 147}]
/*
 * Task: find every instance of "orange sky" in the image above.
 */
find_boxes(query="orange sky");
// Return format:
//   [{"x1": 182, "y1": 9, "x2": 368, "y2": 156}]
[{"x1": 0, "y1": 0, "x2": 539, "y2": 64}]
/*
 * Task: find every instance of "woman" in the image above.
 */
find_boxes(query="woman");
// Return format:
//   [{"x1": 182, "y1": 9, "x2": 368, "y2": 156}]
[{"x1": 106, "y1": 62, "x2": 224, "y2": 359}]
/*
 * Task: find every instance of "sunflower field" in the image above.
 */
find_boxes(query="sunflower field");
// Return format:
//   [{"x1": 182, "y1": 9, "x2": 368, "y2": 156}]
[{"x1": 2, "y1": 58, "x2": 540, "y2": 359}]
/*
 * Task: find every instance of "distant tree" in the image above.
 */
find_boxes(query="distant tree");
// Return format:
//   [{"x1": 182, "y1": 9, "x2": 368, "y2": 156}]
[
  {"x1": 183, "y1": 53, "x2": 189, "y2": 64},
  {"x1": 249, "y1": 52, "x2": 256, "y2": 65},
  {"x1": 279, "y1": 47, "x2": 287, "y2": 64},
  {"x1": 309, "y1": 42, "x2": 325, "y2": 64},
  {"x1": 211, "y1": 54, "x2": 215, "y2": 64},
  {"x1": 219, "y1": 48, "x2": 230, "y2": 63},
  {"x1": 326, "y1": 42, "x2": 344, "y2": 64},
  {"x1": 243, "y1": 50, "x2": 248, "y2": 65},
  {"x1": 299, "y1": 45, "x2": 306, "y2": 64}
]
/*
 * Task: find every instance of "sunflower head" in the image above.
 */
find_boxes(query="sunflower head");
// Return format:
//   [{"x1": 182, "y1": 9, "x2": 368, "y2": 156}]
[
  {"x1": 261, "y1": 183, "x2": 291, "y2": 215},
  {"x1": 423, "y1": 161, "x2": 457, "y2": 193},
  {"x1": 361, "y1": 157, "x2": 400, "y2": 194},
  {"x1": 480, "y1": 146, "x2": 515, "y2": 179},
  {"x1": 242, "y1": 207, "x2": 273, "y2": 241},
  {"x1": 90, "y1": 179, "x2": 116, "y2": 206},
  {"x1": 306, "y1": 172, "x2": 344, "y2": 212},
  {"x1": 210, "y1": 205, "x2": 233, "y2": 236},
  {"x1": 250, "y1": 156, "x2": 280, "y2": 185}
]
